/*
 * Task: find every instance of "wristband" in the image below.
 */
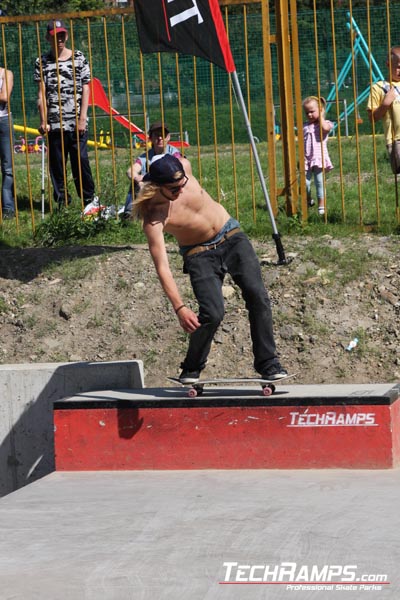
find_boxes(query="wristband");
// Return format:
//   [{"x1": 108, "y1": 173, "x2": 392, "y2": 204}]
[{"x1": 175, "y1": 304, "x2": 186, "y2": 314}]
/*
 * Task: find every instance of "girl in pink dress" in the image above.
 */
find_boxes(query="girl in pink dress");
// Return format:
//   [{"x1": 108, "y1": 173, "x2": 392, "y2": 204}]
[{"x1": 302, "y1": 96, "x2": 333, "y2": 215}]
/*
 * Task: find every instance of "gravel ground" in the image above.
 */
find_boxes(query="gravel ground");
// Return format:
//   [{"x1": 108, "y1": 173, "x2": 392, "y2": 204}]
[{"x1": 0, "y1": 234, "x2": 399, "y2": 387}]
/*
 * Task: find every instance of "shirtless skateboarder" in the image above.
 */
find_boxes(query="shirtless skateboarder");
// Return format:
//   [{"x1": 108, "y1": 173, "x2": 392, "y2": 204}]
[{"x1": 133, "y1": 154, "x2": 287, "y2": 384}]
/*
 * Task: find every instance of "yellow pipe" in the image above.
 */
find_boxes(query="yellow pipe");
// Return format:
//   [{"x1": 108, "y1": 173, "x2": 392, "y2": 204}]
[{"x1": 13, "y1": 124, "x2": 110, "y2": 148}]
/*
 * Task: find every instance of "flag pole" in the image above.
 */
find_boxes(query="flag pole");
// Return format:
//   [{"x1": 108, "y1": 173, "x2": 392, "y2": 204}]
[{"x1": 231, "y1": 71, "x2": 290, "y2": 265}]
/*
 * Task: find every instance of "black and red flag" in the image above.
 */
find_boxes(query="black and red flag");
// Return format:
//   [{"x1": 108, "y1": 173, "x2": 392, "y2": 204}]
[
  {"x1": 134, "y1": 0, "x2": 289, "y2": 264},
  {"x1": 134, "y1": 0, "x2": 235, "y2": 73}
]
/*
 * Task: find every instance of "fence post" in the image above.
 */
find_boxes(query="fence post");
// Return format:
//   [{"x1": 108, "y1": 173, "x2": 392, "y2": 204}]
[
  {"x1": 275, "y1": 0, "x2": 299, "y2": 216},
  {"x1": 261, "y1": 0, "x2": 278, "y2": 216}
]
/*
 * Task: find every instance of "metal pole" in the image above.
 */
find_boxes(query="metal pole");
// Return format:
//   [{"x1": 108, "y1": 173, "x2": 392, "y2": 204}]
[
  {"x1": 41, "y1": 136, "x2": 45, "y2": 220},
  {"x1": 343, "y1": 98, "x2": 349, "y2": 137},
  {"x1": 231, "y1": 70, "x2": 290, "y2": 265}
]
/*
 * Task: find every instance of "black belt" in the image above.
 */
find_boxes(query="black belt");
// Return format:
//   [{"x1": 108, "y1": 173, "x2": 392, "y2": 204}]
[{"x1": 184, "y1": 227, "x2": 241, "y2": 257}]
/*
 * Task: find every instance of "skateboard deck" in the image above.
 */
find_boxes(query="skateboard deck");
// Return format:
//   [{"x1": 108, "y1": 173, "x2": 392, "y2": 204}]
[{"x1": 167, "y1": 374, "x2": 296, "y2": 398}]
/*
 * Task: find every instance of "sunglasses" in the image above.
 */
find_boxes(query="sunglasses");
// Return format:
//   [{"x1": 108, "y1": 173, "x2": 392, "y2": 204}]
[{"x1": 164, "y1": 176, "x2": 188, "y2": 195}]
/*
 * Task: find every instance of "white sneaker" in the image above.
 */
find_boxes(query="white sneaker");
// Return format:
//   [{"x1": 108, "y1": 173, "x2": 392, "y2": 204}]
[
  {"x1": 103, "y1": 205, "x2": 116, "y2": 220},
  {"x1": 83, "y1": 197, "x2": 105, "y2": 217}
]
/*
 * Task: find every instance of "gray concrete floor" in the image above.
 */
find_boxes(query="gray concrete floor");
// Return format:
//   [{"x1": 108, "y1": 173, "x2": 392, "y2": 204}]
[{"x1": 0, "y1": 468, "x2": 398, "y2": 599}]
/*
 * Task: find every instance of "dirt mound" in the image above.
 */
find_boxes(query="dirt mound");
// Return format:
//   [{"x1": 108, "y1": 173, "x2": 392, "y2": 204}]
[{"x1": 0, "y1": 235, "x2": 399, "y2": 387}]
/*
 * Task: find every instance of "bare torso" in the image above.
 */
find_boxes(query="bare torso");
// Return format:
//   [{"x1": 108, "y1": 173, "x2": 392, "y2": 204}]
[
  {"x1": 140, "y1": 161, "x2": 232, "y2": 328},
  {"x1": 143, "y1": 173, "x2": 231, "y2": 246}
]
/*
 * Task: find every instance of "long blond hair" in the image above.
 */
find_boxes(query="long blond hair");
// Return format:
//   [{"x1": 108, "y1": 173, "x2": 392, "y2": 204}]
[{"x1": 131, "y1": 182, "x2": 159, "y2": 220}]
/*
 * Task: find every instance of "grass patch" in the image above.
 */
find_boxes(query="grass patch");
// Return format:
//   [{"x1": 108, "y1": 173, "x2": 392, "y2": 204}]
[
  {"x1": 87, "y1": 315, "x2": 104, "y2": 328},
  {"x1": 35, "y1": 321, "x2": 58, "y2": 338},
  {"x1": 43, "y1": 256, "x2": 97, "y2": 282},
  {"x1": 0, "y1": 297, "x2": 9, "y2": 314},
  {"x1": 2, "y1": 137, "x2": 400, "y2": 249},
  {"x1": 115, "y1": 277, "x2": 130, "y2": 291},
  {"x1": 296, "y1": 237, "x2": 389, "y2": 286}
]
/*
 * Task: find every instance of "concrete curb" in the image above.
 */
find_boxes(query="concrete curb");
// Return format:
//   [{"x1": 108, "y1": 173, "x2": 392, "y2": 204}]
[{"x1": 0, "y1": 360, "x2": 143, "y2": 497}]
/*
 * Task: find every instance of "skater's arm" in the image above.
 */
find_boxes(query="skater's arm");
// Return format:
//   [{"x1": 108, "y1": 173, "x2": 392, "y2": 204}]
[{"x1": 144, "y1": 221, "x2": 200, "y2": 333}]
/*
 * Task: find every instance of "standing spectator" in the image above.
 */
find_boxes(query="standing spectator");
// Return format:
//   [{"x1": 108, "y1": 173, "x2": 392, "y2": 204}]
[
  {"x1": 302, "y1": 96, "x2": 333, "y2": 216},
  {"x1": 34, "y1": 19, "x2": 98, "y2": 209},
  {"x1": 367, "y1": 47, "x2": 400, "y2": 174},
  {"x1": 0, "y1": 64, "x2": 15, "y2": 219},
  {"x1": 122, "y1": 121, "x2": 181, "y2": 218}
]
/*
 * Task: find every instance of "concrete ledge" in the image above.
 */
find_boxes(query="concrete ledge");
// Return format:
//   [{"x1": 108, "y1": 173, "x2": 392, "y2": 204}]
[
  {"x1": 54, "y1": 382, "x2": 400, "y2": 470},
  {"x1": 0, "y1": 360, "x2": 143, "y2": 497}
]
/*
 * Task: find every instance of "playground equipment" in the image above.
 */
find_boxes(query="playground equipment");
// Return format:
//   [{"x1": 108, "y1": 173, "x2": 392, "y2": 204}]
[
  {"x1": 13, "y1": 124, "x2": 110, "y2": 150},
  {"x1": 89, "y1": 77, "x2": 189, "y2": 149},
  {"x1": 326, "y1": 13, "x2": 384, "y2": 131},
  {"x1": 89, "y1": 78, "x2": 147, "y2": 142},
  {"x1": 14, "y1": 135, "x2": 45, "y2": 154}
]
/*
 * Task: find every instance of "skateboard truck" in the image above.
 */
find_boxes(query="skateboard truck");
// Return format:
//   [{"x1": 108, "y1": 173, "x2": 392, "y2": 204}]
[{"x1": 187, "y1": 381, "x2": 275, "y2": 398}]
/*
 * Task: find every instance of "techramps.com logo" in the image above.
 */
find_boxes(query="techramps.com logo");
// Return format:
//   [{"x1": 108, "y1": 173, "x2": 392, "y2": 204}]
[
  {"x1": 287, "y1": 411, "x2": 378, "y2": 427},
  {"x1": 219, "y1": 562, "x2": 389, "y2": 591}
]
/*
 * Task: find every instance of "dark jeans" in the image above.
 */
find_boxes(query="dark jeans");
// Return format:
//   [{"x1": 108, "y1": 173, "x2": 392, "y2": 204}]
[
  {"x1": 0, "y1": 115, "x2": 14, "y2": 213},
  {"x1": 182, "y1": 231, "x2": 279, "y2": 375},
  {"x1": 47, "y1": 129, "x2": 95, "y2": 204}
]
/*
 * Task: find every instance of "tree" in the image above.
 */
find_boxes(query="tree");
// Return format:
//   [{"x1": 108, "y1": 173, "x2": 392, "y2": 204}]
[{"x1": 2, "y1": 0, "x2": 104, "y2": 17}]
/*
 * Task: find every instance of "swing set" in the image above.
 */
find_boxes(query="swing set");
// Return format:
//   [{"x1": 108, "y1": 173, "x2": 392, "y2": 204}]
[{"x1": 325, "y1": 13, "x2": 384, "y2": 131}]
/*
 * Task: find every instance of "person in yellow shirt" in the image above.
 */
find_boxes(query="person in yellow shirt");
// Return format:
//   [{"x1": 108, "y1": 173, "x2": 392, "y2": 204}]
[{"x1": 367, "y1": 46, "x2": 400, "y2": 173}]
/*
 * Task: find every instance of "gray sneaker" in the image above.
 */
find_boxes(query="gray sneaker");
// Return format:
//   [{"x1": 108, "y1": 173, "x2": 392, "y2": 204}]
[
  {"x1": 179, "y1": 369, "x2": 200, "y2": 384},
  {"x1": 262, "y1": 364, "x2": 288, "y2": 381}
]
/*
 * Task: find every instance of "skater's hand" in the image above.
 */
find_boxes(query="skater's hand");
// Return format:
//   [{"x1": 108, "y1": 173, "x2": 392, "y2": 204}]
[{"x1": 176, "y1": 306, "x2": 200, "y2": 333}]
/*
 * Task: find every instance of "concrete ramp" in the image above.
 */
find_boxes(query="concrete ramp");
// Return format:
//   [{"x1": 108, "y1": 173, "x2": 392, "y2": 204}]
[
  {"x1": 54, "y1": 383, "x2": 400, "y2": 469},
  {"x1": 0, "y1": 469, "x2": 398, "y2": 599},
  {"x1": 1, "y1": 381, "x2": 400, "y2": 598}
]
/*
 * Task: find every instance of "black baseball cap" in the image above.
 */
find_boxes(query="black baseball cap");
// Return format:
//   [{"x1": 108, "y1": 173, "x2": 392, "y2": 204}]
[
  {"x1": 143, "y1": 155, "x2": 185, "y2": 184},
  {"x1": 47, "y1": 19, "x2": 68, "y2": 36},
  {"x1": 148, "y1": 121, "x2": 170, "y2": 135}
]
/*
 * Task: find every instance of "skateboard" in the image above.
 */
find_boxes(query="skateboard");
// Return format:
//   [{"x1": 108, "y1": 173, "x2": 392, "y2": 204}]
[{"x1": 167, "y1": 374, "x2": 295, "y2": 398}]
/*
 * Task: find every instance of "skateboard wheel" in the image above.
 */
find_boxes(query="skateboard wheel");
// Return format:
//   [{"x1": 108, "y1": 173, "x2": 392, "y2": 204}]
[
  {"x1": 188, "y1": 387, "x2": 198, "y2": 398},
  {"x1": 262, "y1": 385, "x2": 274, "y2": 396}
]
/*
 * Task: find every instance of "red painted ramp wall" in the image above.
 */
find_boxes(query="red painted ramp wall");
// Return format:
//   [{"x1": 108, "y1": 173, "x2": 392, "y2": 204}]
[{"x1": 54, "y1": 395, "x2": 400, "y2": 470}]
